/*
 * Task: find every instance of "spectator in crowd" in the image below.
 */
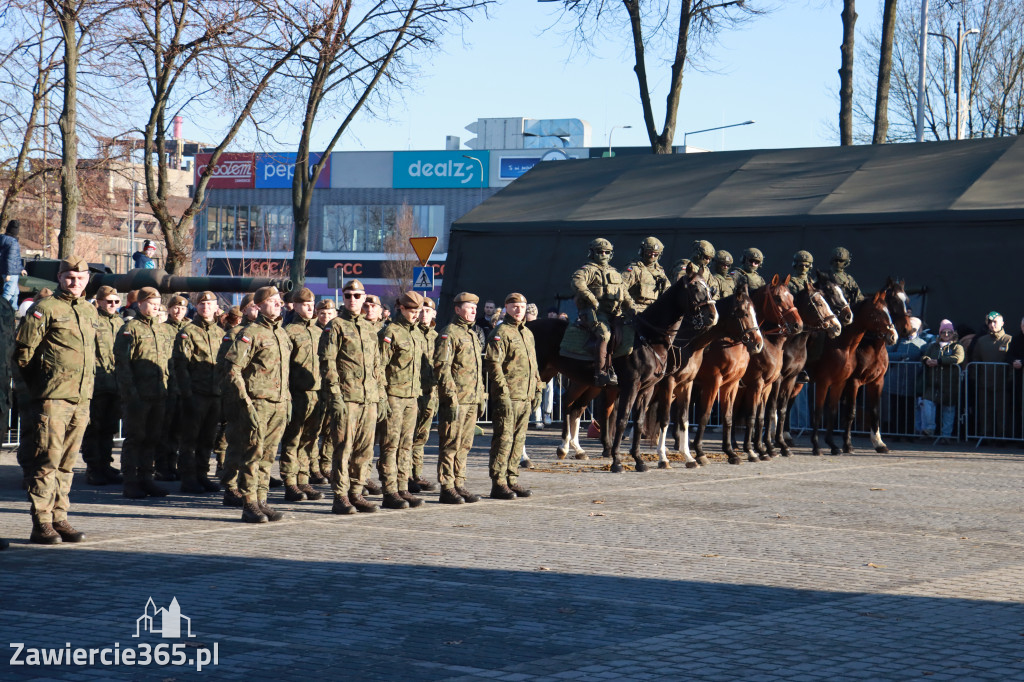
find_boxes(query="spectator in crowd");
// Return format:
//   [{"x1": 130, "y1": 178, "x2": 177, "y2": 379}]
[
  {"x1": 546, "y1": 307, "x2": 559, "y2": 319},
  {"x1": 970, "y1": 311, "x2": 1014, "y2": 440},
  {"x1": 920, "y1": 319, "x2": 965, "y2": 445},
  {"x1": 81, "y1": 286, "x2": 124, "y2": 485},
  {"x1": 0, "y1": 220, "x2": 25, "y2": 306},
  {"x1": 477, "y1": 299, "x2": 496, "y2": 335},
  {"x1": 525, "y1": 303, "x2": 538, "y2": 322},
  {"x1": 132, "y1": 240, "x2": 158, "y2": 269},
  {"x1": 884, "y1": 316, "x2": 926, "y2": 437}
]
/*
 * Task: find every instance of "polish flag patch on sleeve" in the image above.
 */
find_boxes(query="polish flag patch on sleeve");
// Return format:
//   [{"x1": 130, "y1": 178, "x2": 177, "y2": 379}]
[
  {"x1": 32, "y1": 310, "x2": 43, "y2": 319},
  {"x1": 383, "y1": 336, "x2": 392, "y2": 344},
  {"x1": 180, "y1": 333, "x2": 188, "y2": 339},
  {"x1": 492, "y1": 335, "x2": 501, "y2": 343},
  {"x1": 241, "y1": 335, "x2": 251, "y2": 344}
]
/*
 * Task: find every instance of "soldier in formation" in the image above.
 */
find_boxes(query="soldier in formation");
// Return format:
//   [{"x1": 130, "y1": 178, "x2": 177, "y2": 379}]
[
  {"x1": 829, "y1": 246, "x2": 863, "y2": 303},
  {"x1": 731, "y1": 247, "x2": 766, "y2": 292},
  {"x1": 623, "y1": 237, "x2": 670, "y2": 312},
  {"x1": 280, "y1": 288, "x2": 325, "y2": 502},
  {"x1": 788, "y1": 250, "x2": 815, "y2": 296},
  {"x1": 81, "y1": 286, "x2": 124, "y2": 485},
  {"x1": 410, "y1": 296, "x2": 438, "y2": 493},
  {"x1": 571, "y1": 238, "x2": 635, "y2": 386},
  {"x1": 710, "y1": 250, "x2": 735, "y2": 300}
]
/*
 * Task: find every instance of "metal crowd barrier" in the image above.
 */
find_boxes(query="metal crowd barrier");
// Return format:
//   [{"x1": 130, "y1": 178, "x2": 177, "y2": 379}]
[{"x1": 963, "y1": 362, "x2": 1023, "y2": 446}]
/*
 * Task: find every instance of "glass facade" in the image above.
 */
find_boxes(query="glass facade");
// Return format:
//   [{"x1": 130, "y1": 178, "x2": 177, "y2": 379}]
[
  {"x1": 205, "y1": 205, "x2": 294, "y2": 252},
  {"x1": 322, "y1": 204, "x2": 445, "y2": 252}
]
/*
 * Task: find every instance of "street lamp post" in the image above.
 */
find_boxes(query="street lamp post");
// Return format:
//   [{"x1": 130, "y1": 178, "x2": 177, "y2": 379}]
[
  {"x1": 929, "y1": 21, "x2": 979, "y2": 140},
  {"x1": 607, "y1": 125, "x2": 632, "y2": 157},
  {"x1": 682, "y1": 120, "x2": 755, "y2": 149}
]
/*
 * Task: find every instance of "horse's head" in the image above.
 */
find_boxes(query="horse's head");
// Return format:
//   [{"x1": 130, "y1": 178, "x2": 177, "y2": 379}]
[
  {"x1": 684, "y1": 270, "x2": 718, "y2": 331},
  {"x1": 864, "y1": 290, "x2": 899, "y2": 345},
  {"x1": 731, "y1": 284, "x2": 764, "y2": 353},
  {"x1": 884, "y1": 277, "x2": 915, "y2": 338},
  {"x1": 800, "y1": 281, "x2": 842, "y2": 338},
  {"x1": 816, "y1": 270, "x2": 853, "y2": 326},
  {"x1": 765, "y1": 274, "x2": 803, "y2": 335}
]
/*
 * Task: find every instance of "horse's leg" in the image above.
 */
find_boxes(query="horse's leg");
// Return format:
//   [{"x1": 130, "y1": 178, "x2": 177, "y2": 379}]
[
  {"x1": 866, "y1": 378, "x2": 889, "y2": 453},
  {"x1": 675, "y1": 383, "x2": 698, "y2": 468},
  {"x1": 783, "y1": 385, "x2": 797, "y2": 446},
  {"x1": 763, "y1": 382, "x2": 779, "y2": 458},
  {"x1": 824, "y1": 384, "x2": 843, "y2": 456},
  {"x1": 629, "y1": 388, "x2": 651, "y2": 472},
  {"x1": 693, "y1": 379, "x2": 719, "y2": 466},
  {"x1": 654, "y1": 379, "x2": 679, "y2": 468},
  {"x1": 671, "y1": 392, "x2": 684, "y2": 452},
  {"x1": 811, "y1": 383, "x2": 827, "y2": 457},
  {"x1": 842, "y1": 381, "x2": 859, "y2": 454},
  {"x1": 556, "y1": 382, "x2": 585, "y2": 459},
  {"x1": 719, "y1": 381, "x2": 743, "y2": 465},
  {"x1": 755, "y1": 389, "x2": 772, "y2": 461},
  {"x1": 611, "y1": 383, "x2": 639, "y2": 473},
  {"x1": 600, "y1": 387, "x2": 619, "y2": 460},
  {"x1": 739, "y1": 384, "x2": 758, "y2": 462}
]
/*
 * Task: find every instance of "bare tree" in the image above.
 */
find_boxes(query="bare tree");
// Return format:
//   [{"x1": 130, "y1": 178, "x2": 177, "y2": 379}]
[
  {"x1": 544, "y1": 0, "x2": 765, "y2": 154},
  {"x1": 279, "y1": 0, "x2": 491, "y2": 288},
  {"x1": 381, "y1": 203, "x2": 417, "y2": 303},
  {"x1": 839, "y1": 0, "x2": 857, "y2": 145},
  {"x1": 872, "y1": 0, "x2": 898, "y2": 143}
]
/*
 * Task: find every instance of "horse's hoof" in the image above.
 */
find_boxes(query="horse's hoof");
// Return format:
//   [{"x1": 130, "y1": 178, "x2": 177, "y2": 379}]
[
  {"x1": 728, "y1": 456, "x2": 743, "y2": 465},
  {"x1": 830, "y1": 448, "x2": 842, "y2": 456},
  {"x1": 556, "y1": 447, "x2": 567, "y2": 460},
  {"x1": 658, "y1": 461, "x2": 671, "y2": 470},
  {"x1": 574, "y1": 453, "x2": 589, "y2": 461},
  {"x1": 780, "y1": 449, "x2": 792, "y2": 458},
  {"x1": 685, "y1": 460, "x2": 699, "y2": 469},
  {"x1": 843, "y1": 445, "x2": 854, "y2": 454},
  {"x1": 635, "y1": 460, "x2": 648, "y2": 473},
  {"x1": 610, "y1": 462, "x2": 623, "y2": 473},
  {"x1": 696, "y1": 455, "x2": 710, "y2": 466},
  {"x1": 747, "y1": 454, "x2": 759, "y2": 463},
  {"x1": 572, "y1": 447, "x2": 587, "y2": 457},
  {"x1": 759, "y1": 453, "x2": 772, "y2": 461},
  {"x1": 812, "y1": 450, "x2": 822, "y2": 457},
  {"x1": 875, "y1": 446, "x2": 889, "y2": 454}
]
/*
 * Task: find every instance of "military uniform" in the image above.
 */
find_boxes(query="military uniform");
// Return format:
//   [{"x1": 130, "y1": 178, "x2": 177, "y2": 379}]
[
  {"x1": 225, "y1": 307, "x2": 291, "y2": 511},
  {"x1": 320, "y1": 283, "x2": 384, "y2": 511},
  {"x1": 377, "y1": 295, "x2": 425, "y2": 504},
  {"x1": 829, "y1": 247, "x2": 864, "y2": 304},
  {"x1": 435, "y1": 295, "x2": 485, "y2": 500},
  {"x1": 216, "y1": 320, "x2": 248, "y2": 501},
  {"x1": 709, "y1": 249, "x2": 735, "y2": 300},
  {"x1": 115, "y1": 292, "x2": 175, "y2": 498},
  {"x1": 731, "y1": 248, "x2": 766, "y2": 292},
  {"x1": 174, "y1": 308, "x2": 223, "y2": 492},
  {"x1": 410, "y1": 318, "x2": 438, "y2": 488},
  {"x1": 280, "y1": 307, "x2": 324, "y2": 499},
  {"x1": 571, "y1": 239, "x2": 634, "y2": 385},
  {"x1": 81, "y1": 298, "x2": 124, "y2": 482},
  {"x1": 156, "y1": 310, "x2": 189, "y2": 479},
  {"x1": 486, "y1": 301, "x2": 541, "y2": 495},
  {"x1": 623, "y1": 260, "x2": 669, "y2": 311},
  {"x1": 312, "y1": 313, "x2": 335, "y2": 482},
  {"x1": 15, "y1": 259, "x2": 98, "y2": 543}
]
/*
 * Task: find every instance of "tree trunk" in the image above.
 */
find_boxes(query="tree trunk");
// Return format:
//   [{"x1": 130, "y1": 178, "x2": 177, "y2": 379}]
[
  {"x1": 56, "y1": 5, "x2": 80, "y2": 258},
  {"x1": 872, "y1": 0, "x2": 898, "y2": 144},
  {"x1": 839, "y1": 0, "x2": 857, "y2": 146}
]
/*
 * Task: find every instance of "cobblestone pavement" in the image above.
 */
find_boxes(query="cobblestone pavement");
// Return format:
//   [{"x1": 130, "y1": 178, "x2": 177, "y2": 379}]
[{"x1": 1, "y1": 428, "x2": 1023, "y2": 681}]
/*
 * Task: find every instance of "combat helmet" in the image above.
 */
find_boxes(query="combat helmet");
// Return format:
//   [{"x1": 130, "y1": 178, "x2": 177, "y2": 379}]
[
  {"x1": 713, "y1": 249, "x2": 733, "y2": 267},
  {"x1": 793, "y1": 250, "x2": 813, "y2": 266},
  {"x1": 691, "y1": 239, "x2": 715, "y2": 261},
  {"x1": 742, "y1": 247, "x2": 764, "y2": 265},
  {"x1": 589, "y1": 237, "x2": 614, "y2": 264},
  {"x1": 831, "y1": 246, "x2": 851, "y2": 263},
  {"x1": 640, "y1": 236, "x2": 664, "y2": 255}
]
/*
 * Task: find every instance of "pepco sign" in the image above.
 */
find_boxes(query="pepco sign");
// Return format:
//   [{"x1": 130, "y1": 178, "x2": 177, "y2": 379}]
[
  {"x1": 393, "y1": 151, "x2": 489, "y2": 189},
  {"x1": 256, "y1": 152, "x2": 331, "y2": 189}
]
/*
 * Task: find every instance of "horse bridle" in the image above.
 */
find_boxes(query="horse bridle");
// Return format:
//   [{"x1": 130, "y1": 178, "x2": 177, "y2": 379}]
[
  {"x1": 806, "y1": 290, "x2": 841, "y2": 332},
  {"x1": 760, "y1": 285, "x2": 800, "y2": 336}
]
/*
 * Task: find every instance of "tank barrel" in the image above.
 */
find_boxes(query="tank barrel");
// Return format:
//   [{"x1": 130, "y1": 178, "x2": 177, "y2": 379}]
[{"x1": 88, "y1": 269, "x2": 294, "y2": 296}]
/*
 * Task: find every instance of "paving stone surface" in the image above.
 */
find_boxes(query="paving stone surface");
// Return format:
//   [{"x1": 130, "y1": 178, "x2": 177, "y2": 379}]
[{"x1": 1, "y1": 429, "x2": 1023, "y2": 680}]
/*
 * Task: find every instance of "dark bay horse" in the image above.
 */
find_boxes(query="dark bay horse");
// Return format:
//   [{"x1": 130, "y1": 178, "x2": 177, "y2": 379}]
[
  {"x1": 691, "y1": 286, "x2": 765, "y2": 465},
  {"x1": 735, "y1": 275, "x2": 803, "y2": 462},
  {"x1": 608, "y1": 270, "x2": 718, "y2": 473},
  {"x1": 806, "y1": 284, "x2": 897, "y2": 456}
]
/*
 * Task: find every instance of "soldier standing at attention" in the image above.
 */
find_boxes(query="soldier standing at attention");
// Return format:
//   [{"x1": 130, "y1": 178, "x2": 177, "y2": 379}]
[
  {"x1": 731, "y1": 248, "x2": 767, "y2": 292},
  {"x1": 623, "y1": 236, "x2": 670, "y2": 312},
  {"x1": 280, "y1": 288, "x2": 325, "y2": 503},
  {"x1": 310, "y1": 298, "x2": 337, "y2": 484},
  {"x1": 81, "y1": 286, "x2": 124, "y2": 486},
  {"x1": 174, "y1": 291, "x2": 223, "y2": 494},
  {"x1": 434, "y1": 292, "x2": 485, "y2": 504},
  {"x1": 320, "y1": 279, "x2": 383, "y2": 515},
  {"x1": 218, "y1": 293, "x2": 258, "y2": 505},
  {"x1": 377, "y1": 291, "x2": 426, "y2": 509},
  {"x1": 156, "y1": 294, "x2": 189, "y2": 481},
  {"x1": 710, "y1": 250, "x2": 735, "y2": 300},
  {"x1": 363, "y1": 294, "x2": 384, "y2": 327},
  {"x1": 486, "y1": 292, "x2": 542, "y2": 500},
  {"x1": 15, "y1": 257, "x2": 97, "y2": 544},
  {"x1": 788, "y1": 251, "x2": 816, "y2": 296},
  {"x1": 409, "y1": 296, "x2": 438, "y2": 494},
  {"x1": 115, "y1": 287, "x2": 174, "y2": 499},
  {"x1": 829, "y1": 247, "x2": 864, "y2": 304},
  {"x1": 571, "y1": 238, "x2": 635, "y2": 387},
  {"x1": 224, "y1": 285, "x2": 291, "y2": 523}
]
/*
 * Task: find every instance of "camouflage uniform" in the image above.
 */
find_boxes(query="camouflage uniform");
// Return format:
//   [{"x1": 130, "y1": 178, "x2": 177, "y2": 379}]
[
  {"x1": 224, "y1": 313, "x2": 291, "y2": 504},
  {"x1": 280, "y1": 315, "x2": 323, "y2": 488},
  {"x1": 670, "y1": 240, "x2": 718, "y2": 298},
  {"x1": 377, "y1": 313, "x2": 424, "y2": 495},
  {"x1": 313, "y1": 316, "x2": 335, "y2": 479},
  {"x1": 829, "y1": 247, "x2": 863, "y2": 304},
  {"x1": 320, "y1": 306, "x2": 383, "y2": 500},
  {"x1": 788, "y1": 250, "x2": 816, "y2": 297},
  {"x1": 411, "y1": 320, "x2": 438, "y2": 483},
  {"x1": 571, "y1": 238, "x2": 634, "y2": 385},
  {"x1": 731, "y1": 247, "x2": 766, "y2": 292},
  {"x1": 623, "y1": 236, "x2": 669, "y2": 312},
  {"x1": 15, "y1": 287, "x2": 98, "y2": 527},
  {"x1": 115, "y1": 311, "x2": 175, "y2": 488},
  {"x1": 710, "y1": 250, "x2": 735, "y2": 300},
  {"x1": 81, "y1": 303, "x2": 123, "y2": 478},
  {"x1": 486, "y1": 312, "x2": 541, "y2": 489},
  {"x1": 435, "y1": 311, "x2": 485, "y2": 492},
  {"x1": 174, "y1": 315, "x2": 223, "y2": 488},
  {"x1": 156, "y1": 315, "x2": 189, "y2": 479},
  {"x1": 217, "y1": 323, "x2": 246, "y2": 493}
]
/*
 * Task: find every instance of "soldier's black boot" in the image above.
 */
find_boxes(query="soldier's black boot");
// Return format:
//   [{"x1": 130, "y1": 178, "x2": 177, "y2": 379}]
[
  {"x1": 299, "y1": 483, "x2": 324, "y2": 501},
  {"x1": 52, "y1": 520, "x2": 85, "y2": 543},
  {"x1": 180, "y1": 477, "x2": 207, "y2": 494},
  {"x1": 308, "y1": 471, "x2": 328, "y2": 484},
  {"x1": 222, "y1": 488, "x2": 244, "y2": 507},
  {"x1": 382, "y1": 492, "x2": 409, "y2": 510},
  {"x1": 364, "y1": 479, "x2": 382, "y2": 496},
  {"x1": 30, "y1": 521, "x2": 62, "y2": 545},
  {"x1": 258, "y1": 499, "x2": 285, "y2": 522},
  {"x1": 284, "y1": 484, "x2": 307, "y2": 502},
  {"x1": 331, "y1": 495, "x2": 356, "y2": 515},
  {"x1": 123, "y1": 481, "x2": 147, "y2": 499},
  {"x1": 349, "y1": 493, "x2": 378, "y2": 513},
  {"x1": 241, "y1": 501, "x2": 268, "y2": 524},
  {"x1": 140, "y1": 477, "x2": 169, "y2": 497},
  {"x1": 269, "y1": 476, "x2": 284, "y2": 488},
  {"x1": 198, "y1": 474, "x2": 220, "y2": 493},
  {"x1": 490, "y1": 482, "x2": 516, "y2": 500},
  {"x1": 407, "y1": 478, "x2": 421, "y2": 494},
  {"x1": 413, "y1": 476, "x2": 435, "y2": 492},
  {"x1": 508, "y1": 482, "x2": 533, "y2": 498},
  {"x1": 398, "y1": 490, "x2": 424, "y2": 508},
  {"x1": 103, "y1": 466, "x2": 124, "y2": 484},
  {"x1": 456, "y1": 486, "x2": 481, "y2": 503},
  {"x1": 86, "y1": 466, "x2": 110, "y2": 486},
  {"x1": 439, "y1": 487, "x2": 465, "y2": 505}
]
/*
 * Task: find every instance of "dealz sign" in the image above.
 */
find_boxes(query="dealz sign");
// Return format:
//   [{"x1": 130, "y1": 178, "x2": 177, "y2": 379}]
[{"x1": 393, "y1": 151, "x2": 489, "y2": 188}]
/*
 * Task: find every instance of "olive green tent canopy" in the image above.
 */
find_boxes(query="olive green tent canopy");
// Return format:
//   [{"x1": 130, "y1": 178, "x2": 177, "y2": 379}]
[{"x1": 441, "y1": 137, "x2": 1024, "y2": 330}]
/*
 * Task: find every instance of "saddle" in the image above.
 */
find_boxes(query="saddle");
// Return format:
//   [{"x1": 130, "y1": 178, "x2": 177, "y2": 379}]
[{"x1": 559, "y1": 317, "x2": 635, "y2": 362}]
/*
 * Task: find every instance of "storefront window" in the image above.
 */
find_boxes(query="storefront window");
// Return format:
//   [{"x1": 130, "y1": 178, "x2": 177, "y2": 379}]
[
  {"x1": 322, "y1": 204, "x2": 445, "y2": 253},
  {"x1": 205, "y1": 205, "x2": 294, "y2": 252}
]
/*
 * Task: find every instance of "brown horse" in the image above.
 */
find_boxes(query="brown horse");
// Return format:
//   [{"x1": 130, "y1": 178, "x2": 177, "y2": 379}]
[
  {"x1": 735, "y1": 275, "x2": 804, "y2": 462},
  {"x1": 838, "y1": 278, "x2": 915, "y2": 454},
  {"x1": 806, "y1": 278, "x2": 898, "y2": 456},
  {"x1": 768, "y1": 278, "x2": 848, "y2": 456},
  {"x1": 691, "y1": 286, "x2": 765, "y2": 465}
]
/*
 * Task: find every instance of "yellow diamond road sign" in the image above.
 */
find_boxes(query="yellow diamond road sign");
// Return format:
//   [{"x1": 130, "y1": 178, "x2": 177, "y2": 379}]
[{"x1": 409, "y1": 237, "x2": 438, "y2": 266}]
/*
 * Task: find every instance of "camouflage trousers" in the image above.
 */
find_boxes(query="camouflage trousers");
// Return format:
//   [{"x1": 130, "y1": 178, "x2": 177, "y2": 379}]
[
  {"x1": 437, "y1": 402, "x2": 477, "y2": 489},
  {"x1": 179, "y1": 393, "x2": 221, "y2": 481},
  {"x1": 330, "y1": 399, "x2": 377, "y2": 497},
  {"x1": 378, "y1": 395, "x2": 418, "y2": 494},
  {"x1": 411, "y1": 393, "x2": 437, "y2": 479},
  {"x1": 489, "y1": 398, "x2": 530, "y2": 486},
  {"x1": 219, "y1": 397, "x2": 244, "y2": 491},
  {"x1": 121, "y1": 397, "x2": 166, "y2": 483},
  {"x1": 237, "y1": 399, "x2": 288, "y2": 502},
  {"x1": 15, "y1": 390, "x2": 38, "y2": 477},
  {"x1": 26, "y1": 398, "x2": 90, "y2": 524},
  {"x1": 315, "y1": 388, "x2": 334, "y2": 476},
  {"x1": 81, "y1": 391, "x2": 120, "y2": 469},
  {"x1": 280, "y1": 389, "x2": 322, "y2": 485},
  {"x1": 156, "y1": 392, "x2": 183, "y2": 475}
]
